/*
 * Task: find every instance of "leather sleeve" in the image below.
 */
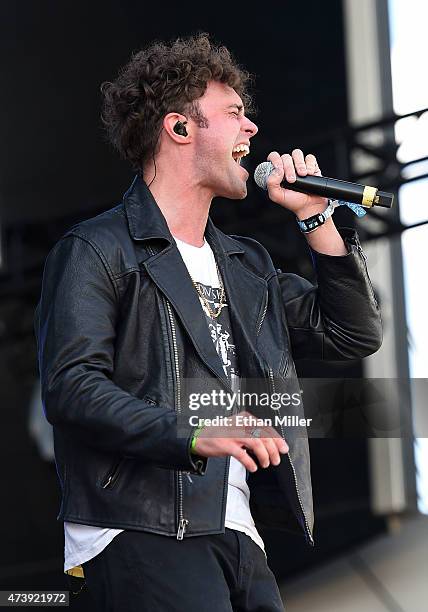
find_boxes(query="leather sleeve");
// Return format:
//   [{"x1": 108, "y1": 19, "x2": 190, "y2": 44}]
[
  {"x1": 34, "y1": 233, "x2": 207, "y2": 476},
  {"x1": 277, "y1": 227, "x2": 383, "y2": 360}
]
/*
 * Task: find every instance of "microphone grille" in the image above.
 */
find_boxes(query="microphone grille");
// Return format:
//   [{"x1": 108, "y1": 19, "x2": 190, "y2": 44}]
[{"x1": 254, "y1": 161, "x2": 274, "y2": 190}]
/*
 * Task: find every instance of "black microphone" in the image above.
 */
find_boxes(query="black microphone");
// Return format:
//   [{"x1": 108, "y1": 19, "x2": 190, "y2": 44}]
[{"x1": 253, "y1": 161, "x2": 394, "y2": 208}]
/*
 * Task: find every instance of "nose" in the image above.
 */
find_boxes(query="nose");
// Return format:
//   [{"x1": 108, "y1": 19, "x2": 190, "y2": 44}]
[{"x1": 243, "y1": 116, "x2": 258, "y2": 138}]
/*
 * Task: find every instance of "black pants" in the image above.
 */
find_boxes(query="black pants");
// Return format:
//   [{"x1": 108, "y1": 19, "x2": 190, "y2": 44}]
[{"x1": 82, "y1": 527, "x2": 285, "y2": 611}]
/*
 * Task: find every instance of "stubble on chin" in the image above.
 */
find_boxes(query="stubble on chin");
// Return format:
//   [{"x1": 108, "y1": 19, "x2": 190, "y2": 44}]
[{"x1": 221, "y1": 181, "x2": 247, "y2": 200}]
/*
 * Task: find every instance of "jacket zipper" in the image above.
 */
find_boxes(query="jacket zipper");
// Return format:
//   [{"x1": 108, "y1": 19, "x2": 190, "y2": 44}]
[
  {"x1": 101, "y1": 458, "x2": 125, "y2": 489},
  {"x1": 165, "y1": 297, "x2": 189, "y2": 540},
  {"x1": 356, "y1": 243, "x2": 379, "y2": 308},
  {"x1": 268, "y1": 366, "x2": 314, "y2": 545},
  {"x1": 146, "y1": 244, "x2": 189, "y2": 540},
  {"x1": 256, "y1": 290, "x2": 268, "y2": 337}
]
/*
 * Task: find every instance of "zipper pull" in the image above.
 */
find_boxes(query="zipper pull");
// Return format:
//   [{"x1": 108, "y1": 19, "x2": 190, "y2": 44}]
[
  {"x1": 177, "y1": 518, "x2": 189, "y2": 540},
  {"x1": 183, "y1": 471, "x2": 193, "y2": 484},
  {"x1": 102, "y1": 476, "x2": 112, "y2": 489}
]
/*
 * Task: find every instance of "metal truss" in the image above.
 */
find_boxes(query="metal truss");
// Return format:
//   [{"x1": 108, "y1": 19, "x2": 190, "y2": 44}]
[{"x1": 322, "y1": 106, "x2": 428, "y2": 242}]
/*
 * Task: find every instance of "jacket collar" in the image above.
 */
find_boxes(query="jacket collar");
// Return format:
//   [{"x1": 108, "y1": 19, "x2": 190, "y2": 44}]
[
  {"x1": 123, "y1": 173, "x2": 267, "y2": 388},
  {"x1": 123, "y1": 174, "x2": 245, "y2": 256}
]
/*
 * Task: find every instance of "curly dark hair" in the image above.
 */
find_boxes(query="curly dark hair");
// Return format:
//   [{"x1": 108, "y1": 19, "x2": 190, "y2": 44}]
[{"x1": 99, "y1": 33, "x2": 255, "y2": 173}]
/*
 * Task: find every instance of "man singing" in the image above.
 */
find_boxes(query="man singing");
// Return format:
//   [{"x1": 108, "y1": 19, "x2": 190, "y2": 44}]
[{"x1": 34, "y1": 33, "x2": 382, "y2": 611}]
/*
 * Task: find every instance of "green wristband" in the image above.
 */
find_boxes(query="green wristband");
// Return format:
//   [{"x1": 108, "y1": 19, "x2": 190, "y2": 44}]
[{"x1": 190, "y1": 422, "x2": 206, "y2": 454}]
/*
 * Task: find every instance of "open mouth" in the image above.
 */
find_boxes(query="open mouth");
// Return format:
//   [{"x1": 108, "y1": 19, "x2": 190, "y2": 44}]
[{"x1": 232, "y1": 144, "x2": 250, "y2": 165}]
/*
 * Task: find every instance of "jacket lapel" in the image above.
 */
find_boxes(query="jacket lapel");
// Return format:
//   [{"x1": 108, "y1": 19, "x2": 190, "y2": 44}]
[
  {"x1": 205, "y1": 220, "x2": 268, "y2": 382},
  {"x1": 143, "y1": 244, "x2": 230, "y2": 387}
]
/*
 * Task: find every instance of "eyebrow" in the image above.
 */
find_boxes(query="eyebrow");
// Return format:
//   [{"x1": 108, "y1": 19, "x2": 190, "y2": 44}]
[{"x1": 227, "y1": 103, "x2": 244, "y2": 112}]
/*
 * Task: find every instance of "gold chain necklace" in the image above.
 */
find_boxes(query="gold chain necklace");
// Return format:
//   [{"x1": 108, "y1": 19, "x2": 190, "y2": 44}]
[{"x1": 189, "y1": 260, "x2": 226, "y2": 319}]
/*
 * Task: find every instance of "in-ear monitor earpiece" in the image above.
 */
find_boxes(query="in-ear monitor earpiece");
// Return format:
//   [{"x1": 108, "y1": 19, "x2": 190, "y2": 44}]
[{"x1": 173, "y1": 121, "x2": 188, "y2": 137}]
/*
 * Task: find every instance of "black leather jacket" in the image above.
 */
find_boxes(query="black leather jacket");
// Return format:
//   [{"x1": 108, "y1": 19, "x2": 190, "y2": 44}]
[{"x1": 34, "y1": 175, "x2": 382, "y2": 547}]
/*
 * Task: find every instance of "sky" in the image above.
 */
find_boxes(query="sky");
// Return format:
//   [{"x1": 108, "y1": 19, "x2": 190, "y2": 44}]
[{"x1": 389, "y1": 0, "x2": 428, "y2": 513}]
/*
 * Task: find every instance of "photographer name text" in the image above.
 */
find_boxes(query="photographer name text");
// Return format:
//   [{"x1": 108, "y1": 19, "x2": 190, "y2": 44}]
[{"x1": 189, "y1": 415, "x2": 312, "y2": 427}]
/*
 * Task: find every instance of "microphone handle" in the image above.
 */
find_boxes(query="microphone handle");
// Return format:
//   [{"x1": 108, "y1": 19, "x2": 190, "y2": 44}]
[{"x1": 281, "y1": 175, "x2": 393, "y2": 208}]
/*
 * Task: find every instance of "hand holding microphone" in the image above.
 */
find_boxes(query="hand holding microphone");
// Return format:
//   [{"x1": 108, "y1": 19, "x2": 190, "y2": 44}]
[{"x1": 254, "y1": 149, "x2": 393, "y2": 218}]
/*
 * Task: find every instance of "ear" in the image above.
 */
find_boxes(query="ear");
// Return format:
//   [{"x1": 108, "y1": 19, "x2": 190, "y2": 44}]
[{"x1": 163, "y1": 113, "x2": 191, "y2": 143}]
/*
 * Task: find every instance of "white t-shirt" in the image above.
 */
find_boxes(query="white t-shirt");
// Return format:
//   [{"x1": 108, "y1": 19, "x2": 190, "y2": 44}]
[{"x1": 64, "y1": 234, "x2": 265, "y2": 574}]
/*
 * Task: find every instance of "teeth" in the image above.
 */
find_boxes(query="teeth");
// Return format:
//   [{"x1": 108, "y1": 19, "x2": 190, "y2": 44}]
[
  {"x1": 232, "y1": 144, "x2": 250, "y2": 165},
  {"x1": 232, "y1": 144, "x2": 250, "y2": 155}
]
